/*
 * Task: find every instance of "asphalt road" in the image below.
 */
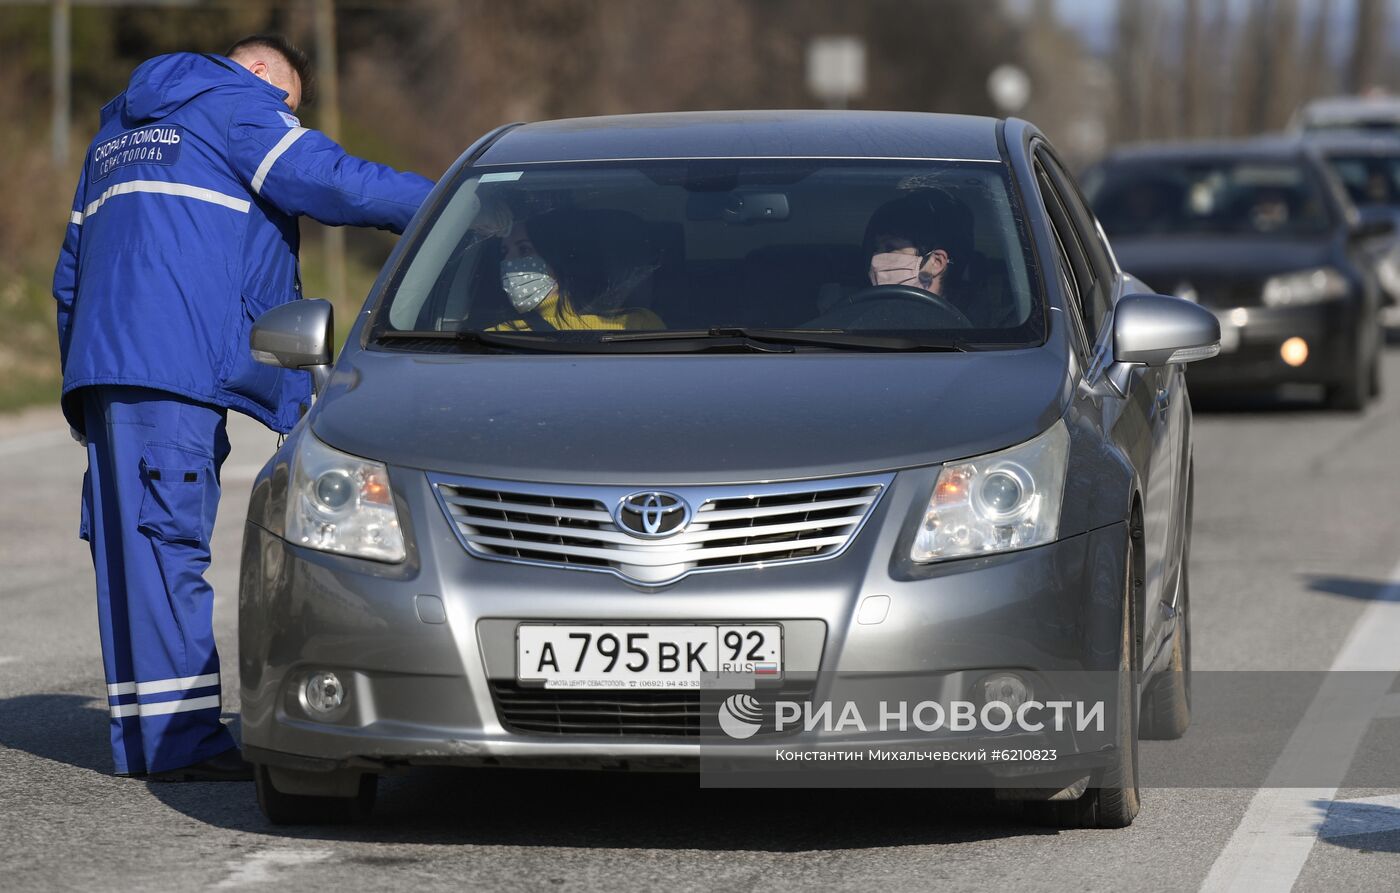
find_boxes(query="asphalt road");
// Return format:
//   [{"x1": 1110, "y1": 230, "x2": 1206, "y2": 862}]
[{"x1": 3, "y1": 357, "x2": 1400, "y2": 892}]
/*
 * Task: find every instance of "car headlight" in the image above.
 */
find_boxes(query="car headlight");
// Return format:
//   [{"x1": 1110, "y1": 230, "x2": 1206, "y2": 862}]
[
  {"x1": 286, "y1": 433, "x2": 406, "y2": 562},
  {"x1": 1261, "y1": 266, "x2": 1348, "y2": 307},
  {"x1": 911, "y1": 420, "x2": 1070, "y2": 563}
]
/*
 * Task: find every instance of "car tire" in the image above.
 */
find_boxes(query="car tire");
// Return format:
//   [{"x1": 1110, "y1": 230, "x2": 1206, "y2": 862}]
[
  {"x1": 1369, "y1": 347, "x2": 1383, "y2": 399},
  {"x1": 254, "y1": 764, "x2": 377, "y2": 825},
  {"x1": 1026, "y1": 530, "x2": 1142, "y2": 829},
  {"x1": 1140, "y1": 569, "x2": 1191, "y2": 739},
  {"x1": 1326, "y1": 333, "x2": 1370, "y2": 411},
  {"x1": 1141, "y1": 470, "x2": 1192, "y2": 741}
]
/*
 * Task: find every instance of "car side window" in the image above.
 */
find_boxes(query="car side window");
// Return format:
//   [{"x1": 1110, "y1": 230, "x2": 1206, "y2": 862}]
[
  {"x1": 1034, "y1": 161, "x2": 1092, "y2": 358},
  {"x1": 1036, "y1": 149, "x2": 1115, "y2": 343}
]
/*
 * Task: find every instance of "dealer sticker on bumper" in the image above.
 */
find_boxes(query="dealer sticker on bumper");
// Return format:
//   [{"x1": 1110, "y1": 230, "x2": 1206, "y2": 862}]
[{"x1": 516, "y1": 624, "x2": 782, "y2": 689}]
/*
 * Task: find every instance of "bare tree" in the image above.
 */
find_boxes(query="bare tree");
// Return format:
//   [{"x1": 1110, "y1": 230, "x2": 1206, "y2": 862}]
[
  {"x1": 1350, "y1": 0, "x2": 1386, "y2": 93},
  {"x1": 1114, "y1": 0, "x2": 1145, "y2": 142},
  {"x1": 1181, "y1": 0, "x2": 1205, "y2": 138},
  {"x1": 1235, "y1": 0, "x2": 1277, "y2": 134},
  {"x1": 1206, "y1": 0, "x2": 1234, "y2": 137},
  {"x1": 1264, "y1": 0, "x2": 1300, "y2": 128},
  {"x1": 1303, "y1": 0, "x2": 1335, "y2": 101}
]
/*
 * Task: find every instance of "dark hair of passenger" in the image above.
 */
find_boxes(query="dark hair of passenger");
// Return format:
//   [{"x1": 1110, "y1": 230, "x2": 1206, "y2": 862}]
[{"x1": 225, "y1": 33, "x2": 316, "y2": 105}]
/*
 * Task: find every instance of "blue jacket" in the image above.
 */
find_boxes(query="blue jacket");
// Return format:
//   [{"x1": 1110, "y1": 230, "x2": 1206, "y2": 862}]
[{"x1": 54, "y1": 53, "x2": 435, "y2": 433}]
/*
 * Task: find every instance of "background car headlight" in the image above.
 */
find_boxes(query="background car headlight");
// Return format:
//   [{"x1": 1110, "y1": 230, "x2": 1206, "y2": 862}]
[
  {"x1": 1261, "y1": 266, "x2": 1348, "y2": 307},
  {"x1": 286, "y1": 433, "x2": 406, "y2": 562},
  {"x1": 911, "y1": 420, "x2": 1070, "y2": 563}
]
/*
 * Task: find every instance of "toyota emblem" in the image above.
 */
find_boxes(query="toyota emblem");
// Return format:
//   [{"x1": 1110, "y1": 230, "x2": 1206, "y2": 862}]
[{"x1": 615, "y1": 491, "x2": 691, "y2": 539}]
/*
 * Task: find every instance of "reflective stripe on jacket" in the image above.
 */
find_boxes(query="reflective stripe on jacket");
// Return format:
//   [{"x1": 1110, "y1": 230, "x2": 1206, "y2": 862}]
[{"x1": 54, "y1": 52, "x2": 435, "y2": 433}]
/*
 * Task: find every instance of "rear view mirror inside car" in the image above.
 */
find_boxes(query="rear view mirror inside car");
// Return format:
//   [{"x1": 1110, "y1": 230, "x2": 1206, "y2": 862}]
[{"x1": 687, "y1": 190, "x2": 791, "y2": 223}]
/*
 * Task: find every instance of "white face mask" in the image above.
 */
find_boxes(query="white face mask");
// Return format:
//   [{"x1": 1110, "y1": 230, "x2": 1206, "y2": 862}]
[
  {"x1": 500, "y1": 256, "x2": 556, "y2": 313},
  {"x1": 869, "y1": 251, "x2": 924, "y2": 288}
]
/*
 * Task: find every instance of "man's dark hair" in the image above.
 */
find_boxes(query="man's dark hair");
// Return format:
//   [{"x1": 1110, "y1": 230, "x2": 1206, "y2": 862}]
[
  {"x1": 862, "y1": 189, "x2": 972, "y2": 262},
  {"x1": 225, "y1": 33, "x2": 315, "y2": 104}
]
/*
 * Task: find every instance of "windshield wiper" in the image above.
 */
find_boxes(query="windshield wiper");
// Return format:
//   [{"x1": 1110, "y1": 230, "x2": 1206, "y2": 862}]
[
  {"x1": 373, "y1": 329, "x2": 577, "y2": 352},
  {"x1": 600, "y1": 327, "x2": 971, "y2": 352}
]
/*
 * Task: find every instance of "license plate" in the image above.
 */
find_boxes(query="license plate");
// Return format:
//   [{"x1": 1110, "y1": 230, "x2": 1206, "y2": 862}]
[{"x1": 516, "y1": 624, "x2": 783, "y2": 689}]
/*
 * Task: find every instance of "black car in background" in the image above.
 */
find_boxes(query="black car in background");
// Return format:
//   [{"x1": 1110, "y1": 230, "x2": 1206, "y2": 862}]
[
  {"x1": 1083, "y1": 139, "x2": 1389, "y2": 409},
  {"x1": 1304, "y1": 130, "x2": 1400, "y2": 324}
]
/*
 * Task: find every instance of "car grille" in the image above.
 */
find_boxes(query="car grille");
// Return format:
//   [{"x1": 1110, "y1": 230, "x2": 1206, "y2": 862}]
[
  {"x1": 489, "y1": 680, "x2": 814, "y2": 738},
  {"x1": 430, "y1": 473, "x2": 892, "y2": 585}
]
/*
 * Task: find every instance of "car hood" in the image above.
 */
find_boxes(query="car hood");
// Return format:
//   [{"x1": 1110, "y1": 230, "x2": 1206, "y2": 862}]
[
  {"x1": 1111, "y1": 235, "x2": 1337, "y2": 292},
  {"x1": 310, "y1": 348, "x2": 1070, "y2": 485}
]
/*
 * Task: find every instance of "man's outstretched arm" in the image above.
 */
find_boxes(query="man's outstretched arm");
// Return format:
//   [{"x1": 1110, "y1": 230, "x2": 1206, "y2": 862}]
[{"x1": 230, "y1": 98, "x2": 434, "y2": 233}]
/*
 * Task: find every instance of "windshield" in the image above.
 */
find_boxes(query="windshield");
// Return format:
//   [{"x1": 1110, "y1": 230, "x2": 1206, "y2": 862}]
[
  {"x1": 1325, "y1": 153, "x2": 1400, "y2": 207},
  {"x1": 370, "y1": 159, "x2": 1043, "y2": 352},
  {"x1": 1083, "y1": 158, "x2": 1334, "y2": 238}
]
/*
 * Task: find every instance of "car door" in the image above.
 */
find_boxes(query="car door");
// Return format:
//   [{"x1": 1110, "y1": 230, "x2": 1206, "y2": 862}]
[{"x1": 1032, "y1": 146, "x2": 1178, "y2": 659}]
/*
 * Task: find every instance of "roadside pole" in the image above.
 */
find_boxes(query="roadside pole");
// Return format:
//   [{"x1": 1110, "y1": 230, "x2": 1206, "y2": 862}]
[
  {"x1": 51, "y1": 0, "x2": 70, "y2": 165},
  {"x1": 314, "y1": 0, "x2": 347, "y2": 306}
]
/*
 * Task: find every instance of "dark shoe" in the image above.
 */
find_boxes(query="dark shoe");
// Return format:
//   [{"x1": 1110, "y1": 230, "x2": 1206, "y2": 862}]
[{"x1": 148, "y1": 748, "x2": 254, "y2": 782}]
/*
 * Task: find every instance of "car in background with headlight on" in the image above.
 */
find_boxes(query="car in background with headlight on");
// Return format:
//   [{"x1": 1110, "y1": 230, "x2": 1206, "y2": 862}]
[
  {"x1": 1304, "y1": 129, "x2": 1400, "y2": 328},
  {"x1": 237, "y1": 111, "x2": 1218, "y2": 828},
  {"x1": 1082, "y1": 139, "x2": 1389, "y2": 410}
]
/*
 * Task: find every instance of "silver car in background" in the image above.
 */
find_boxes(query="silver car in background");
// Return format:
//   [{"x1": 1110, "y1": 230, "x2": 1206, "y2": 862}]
[{"x1": 238, "y1": 112, "x2": 1219, "y2": 828}]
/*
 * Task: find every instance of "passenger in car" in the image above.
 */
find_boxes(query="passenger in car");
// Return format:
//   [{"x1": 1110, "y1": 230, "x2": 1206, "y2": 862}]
[{"x1": 488, "y1": 216, "x2": 664, "y2": 332}]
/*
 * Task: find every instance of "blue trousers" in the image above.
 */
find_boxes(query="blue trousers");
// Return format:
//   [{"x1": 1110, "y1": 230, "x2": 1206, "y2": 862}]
[{"x1": 80, "y1": 386, "x2": 236, "y2": 774}]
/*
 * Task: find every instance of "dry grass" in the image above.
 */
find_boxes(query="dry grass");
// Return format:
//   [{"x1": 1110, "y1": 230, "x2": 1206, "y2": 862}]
[{"x1": 0, "y1": 75, "x2": 69, "y2": 415}]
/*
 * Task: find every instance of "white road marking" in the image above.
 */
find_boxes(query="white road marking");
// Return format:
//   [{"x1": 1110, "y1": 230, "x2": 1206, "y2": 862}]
[
  {"x1": 1319, "y1": 794, "x2": 1400, "y2": 840},
  {"x1": 1199, "y1": 553, "x2": 1400, "y2": 893},
  {"x1": 0, "y1": 656, "x2": 18, "y2": 666},
  {"x1": 213, "y1": 848, "x2": 331, "y2": 889},
  {"x1": 0, "y1": 429, "x2": 73, "y2": 458}
]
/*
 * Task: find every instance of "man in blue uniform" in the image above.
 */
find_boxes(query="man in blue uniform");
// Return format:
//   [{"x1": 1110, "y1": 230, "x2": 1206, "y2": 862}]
[{"x1": 53, "y1": 35, "x2": 435, "y2": 781}]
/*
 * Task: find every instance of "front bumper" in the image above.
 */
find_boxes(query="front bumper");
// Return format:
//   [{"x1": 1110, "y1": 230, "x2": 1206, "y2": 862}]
[
  {"x1": 239, "y1": 464, "x2": 1130, "y2": 782},
  {"x1": 1185, "y1": 301, "x2": 1356, "y2": 388}
]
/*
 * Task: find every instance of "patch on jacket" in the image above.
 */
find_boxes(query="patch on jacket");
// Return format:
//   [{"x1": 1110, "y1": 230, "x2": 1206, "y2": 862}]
[
  {"x1": 90, "y1": 125, "x2": 183, "y2": 182},
  {"x1": 277, "y1": 111, "x2": 301, "y2": 128}
]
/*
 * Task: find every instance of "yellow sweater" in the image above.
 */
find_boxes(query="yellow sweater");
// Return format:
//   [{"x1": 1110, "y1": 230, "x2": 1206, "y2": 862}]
[{"x1": 489, "y1": 290, "x2": 663, "y2": 332}]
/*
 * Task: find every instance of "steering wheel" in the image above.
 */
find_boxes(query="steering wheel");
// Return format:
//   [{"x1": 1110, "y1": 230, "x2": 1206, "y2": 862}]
[{"x1": 843, "y1": 284, "x2": 974, "y2": 328}]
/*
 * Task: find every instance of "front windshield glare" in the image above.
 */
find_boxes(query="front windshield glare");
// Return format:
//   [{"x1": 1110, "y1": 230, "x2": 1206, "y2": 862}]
[{"x1": 377, "y1": 159, "x2": 1042, "y2": 348}]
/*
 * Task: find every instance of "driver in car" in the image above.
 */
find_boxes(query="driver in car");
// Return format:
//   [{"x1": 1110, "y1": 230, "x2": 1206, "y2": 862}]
[
  {"x1": 856, "y1": 189, "x2": 1027, "y2": 330},
  {"x1": 864, "y1": 190, "x2": 963, "y2": 297}
]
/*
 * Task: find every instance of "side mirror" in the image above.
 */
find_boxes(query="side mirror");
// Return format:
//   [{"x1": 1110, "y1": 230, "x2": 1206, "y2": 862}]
[
  {"x1": 1352, "y1": 209, "x2": 1397, "y2": 240},
  {"x1": 1104, "y1": 293, "x2": 1220, "y2": 395},
  {"x1": 251, "y1": 298, "x2": 335, "y2": 395}
]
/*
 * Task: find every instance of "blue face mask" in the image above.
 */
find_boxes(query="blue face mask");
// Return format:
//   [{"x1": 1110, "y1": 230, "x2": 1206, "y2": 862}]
[{"x1": 500, "y1": 256, "x2": 556, "y2": 313}]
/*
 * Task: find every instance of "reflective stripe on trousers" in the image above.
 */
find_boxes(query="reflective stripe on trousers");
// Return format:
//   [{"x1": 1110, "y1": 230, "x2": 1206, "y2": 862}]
[{"x1": 80, "y1": 385, "x2": 235, "y2": 774}]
